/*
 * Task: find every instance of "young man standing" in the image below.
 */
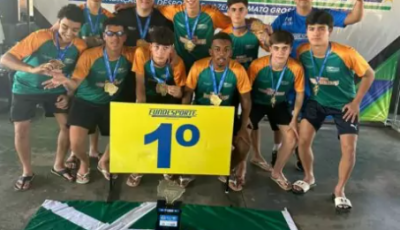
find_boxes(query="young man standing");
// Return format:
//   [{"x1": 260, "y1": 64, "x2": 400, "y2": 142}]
[
  {"x1": 223, "y1": 0, "x2": 274, "y2": 180},
  {"x1": 114, "y1": 0, "x2": 174, "y2": 105},
  {"x1": 272, "y1": 0, "x2": 364, "y2": 170},
  {"x1": 0, "y1": 5, "x2": 86, "y2": 190},
  {"x1": 44, "y1": 18, "x2": 135, "y2": 183},
  {"x1": 79, "y1": 0, "x2": 114, "y2": 48},
  {"x1": 115, "y1": 0, "x2": 173, "y2": 47},
  {"x1": 248, "y1": 30, "x2": 305, "y2": 190},
  {"x1": 127, "y1": 27, "x2": 186, "y2": 187},
  {"x1": 294, "y1": 10, "x2": 374, "y2": 211},
  {"x1": 183, "y1": 32, "x2": 252, "y2": 191}
]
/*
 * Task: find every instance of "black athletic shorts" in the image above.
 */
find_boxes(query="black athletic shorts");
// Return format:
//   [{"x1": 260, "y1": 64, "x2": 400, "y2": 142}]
[
  {"x1": 10, "y1": 93, "x2": 68, "y2": 122},
  {"x1": 67, "y1": 98, "x2": 110, "y2": 136},
  {"x1": 302, "y1": 100, "x2": 359, "y2": 135},
  {"x1": 249, "y1": 102, "x2": 292, "y2": 130},
  {"x1": 116, "y1": 72, "x2": 136, "y2": 102}
]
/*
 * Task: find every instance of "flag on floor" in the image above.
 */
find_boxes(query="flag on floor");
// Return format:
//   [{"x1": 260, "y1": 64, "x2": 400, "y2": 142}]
[{"x1": 24, "y1": 200, "x2": 298, "y2": 230}]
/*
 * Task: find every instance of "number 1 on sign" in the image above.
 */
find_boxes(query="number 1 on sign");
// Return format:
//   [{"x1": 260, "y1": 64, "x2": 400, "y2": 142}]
[{"x1": 144, "y1": 123, "x2": 200, "y2": 169}]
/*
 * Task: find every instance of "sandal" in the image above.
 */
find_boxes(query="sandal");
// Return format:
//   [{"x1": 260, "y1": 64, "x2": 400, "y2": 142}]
[
  {"x1": 250, "y1": 160, "x2": 273, "y2": 172},
  {"x1": 65, "y1": 156, "x2": 79, "y2": 170},
  {"x1": 292, "y1": 180, "x2": 316, "y2": 194},
  {"x1": 97, "y1": 165, "x2": 117, "y2": 181},
  {"x1": 163, "y1": 174, "x2": 174, "y2": 181},
  {"x1": 51, "y1": 168, "x2": 75, "y2": 182},
  {"x1": 14, "y1": 174, "x2": 35, "y2": 191},
  {"x1": 228, "y1": 175, "x2": 243, "y2": 192},
  {"x1": 126, "y1": 174, "x2": 143, "y2": 187},
  {"x1": 332, "y1": 194, "x2": 352, "y2": 212},
  {"x1": 76, "y1": 171, "x2": 90, "y2": 184},
  {"x1": 270, "y1": 176, "x2": 292, "y2": 191},
  {"x1": 178, "y1": 176, "x2": 195, "y2": 188}
]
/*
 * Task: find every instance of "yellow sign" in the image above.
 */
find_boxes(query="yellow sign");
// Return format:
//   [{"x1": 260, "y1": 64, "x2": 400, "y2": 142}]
[{"x1": 110, "y1": 103, "x2": 234, "y2": 175}]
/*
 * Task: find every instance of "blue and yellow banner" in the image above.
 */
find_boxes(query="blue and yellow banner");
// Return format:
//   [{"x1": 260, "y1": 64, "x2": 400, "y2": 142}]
[{"x1": 110, "y1": 103, "x2": 234, "y2": 175}]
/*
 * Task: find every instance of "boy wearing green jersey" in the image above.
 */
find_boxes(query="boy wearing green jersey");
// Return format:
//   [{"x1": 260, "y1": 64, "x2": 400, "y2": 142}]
[
  {"x1": 293, "y1": 10, "x2": 374, "y2": 211},
  {"x1": 0, "y1": 5, "x2": 86, "y2": 190},
  {"x1": 223, "y1": 0, "x2": 277, "y2": 181}
]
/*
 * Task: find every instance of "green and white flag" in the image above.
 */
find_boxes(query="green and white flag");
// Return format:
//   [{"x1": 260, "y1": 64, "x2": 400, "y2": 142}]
[{"x1": 25, "y1": 200, "x2": 298, "y2": 230}]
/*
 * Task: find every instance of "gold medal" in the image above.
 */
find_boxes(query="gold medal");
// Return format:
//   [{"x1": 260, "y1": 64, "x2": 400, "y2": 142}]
[
  {"x1": 210, "y1": 93, "x2": 222, "y2": 106},
  {"x1": 313, "y1": 84, "x2": 319, "y2": 96},
  {"x1": 184, "y1": 40, "x2": 196, "y2": 52},
  {"x1": 156, "y1": 83, "x2": 168, "y2": 96},
  {"x1": 104, "y1": 82, "x2": 119, "y2": 96},
  {"x1": 271, "y1": 95, "x2": 276, "y2": 107},
  {"x1": 49, "y1": 59, "x2": 65, "y2": 70},
  {"x1": 136, "y1": 39, "x2": 148, "y2": 48}
]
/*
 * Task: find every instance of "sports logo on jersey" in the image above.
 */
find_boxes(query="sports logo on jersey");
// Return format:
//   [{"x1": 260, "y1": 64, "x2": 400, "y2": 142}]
[
  {"x1": 326, "y1": 66, "x2": 340, "y2": 73},
  {"x1": 282, "y1": 17, "x2": 293, "y2": 26},
  {"x1": 64, "y1": 58, "x2": 75, "y2": 65},
  {"x1": 197, "y1": 24, "x2": 208, "y2": 30},
  {"x1": 117, "y1": 68, "x2": 128, "y2": 74},
  {"x1": 245, "y1": 45, "x2": 256, "y2": 49},
  {"x1": 127, "y1": 26, "x2": 136, "y2": 31},
  {"x1": 223, "y1": 82, "x2": 233, "y2": 88},
  {"x1": 281, "y1": 81, "x2": 290, "y2": 85}
]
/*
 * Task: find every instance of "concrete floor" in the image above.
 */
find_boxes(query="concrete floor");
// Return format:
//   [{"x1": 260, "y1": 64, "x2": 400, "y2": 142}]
[{"x1": 0, "y1": 107, "x2": 400, "y2": 230}]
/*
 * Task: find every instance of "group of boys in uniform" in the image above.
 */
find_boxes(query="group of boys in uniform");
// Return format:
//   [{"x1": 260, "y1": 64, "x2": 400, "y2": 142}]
[{"x1": 0, "y1": 0, "x2": 374, "y2": 211}]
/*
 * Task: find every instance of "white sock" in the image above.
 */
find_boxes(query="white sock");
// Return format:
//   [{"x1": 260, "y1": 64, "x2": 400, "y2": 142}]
[{"x1": 272, "y1": 143, "x2": 282, "y2": 151}]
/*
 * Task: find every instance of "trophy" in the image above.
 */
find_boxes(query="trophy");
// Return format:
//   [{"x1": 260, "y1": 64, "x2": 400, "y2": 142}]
[{"x1": 155, "y1": 180, "x2": 185, "y2": 230}]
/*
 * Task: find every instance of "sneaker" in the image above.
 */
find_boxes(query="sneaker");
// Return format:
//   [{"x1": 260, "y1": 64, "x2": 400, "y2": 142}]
[{"x1": 271, "y1": 150, "x2": 278, "y2": 166}]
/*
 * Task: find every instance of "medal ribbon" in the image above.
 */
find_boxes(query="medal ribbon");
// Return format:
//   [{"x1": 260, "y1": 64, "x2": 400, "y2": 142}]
[
  {"x1": 184, "y1": 9, "x2": 201, "y2": 40},
  {"x1": 136, "y1": 12, "x2": 152, "y2": 39},
  {"x1": 85, "y1": 4, "x2": 102, "y2": 35},
  {"x1": 55, "y1": 32, "x2": 72, "y2": 61},
  {"x1": 309, "y1": 43, "x2": 331, "y2": 86},
  {"x1": 209, "y1": 63, "x2": 229, "y2": 95},
  {"x1": 103, "y1": 48, "x2": 122, "y2": 83},
  {"x1": 150, "y1": 60, "x2": 170, "y2": 84},
  {"x1": 269, "y1": 56, "x2": 287, "y2": 97}
]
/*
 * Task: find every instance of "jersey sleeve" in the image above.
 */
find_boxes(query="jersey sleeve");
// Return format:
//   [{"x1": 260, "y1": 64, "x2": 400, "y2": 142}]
[
  {"x1": 247, "y1": 61, "x2": 259, "y2": 85},
  {"x1": 123, "y1": 46, "x2": 137, "y2": 64},
  {"x1": 327, "y1": 9, "x2": 348, "y2": 27},
  {"x1": 232, "y1": 63, "x2": 251, "y2": 94},
  {"x1": 203, "y1": 5, "x2": 231, "y2": 29},
  {"x1": 132, "y1": 47, "x2": 149, "y2": 75},
  {"x1": 347, "y1": 48, "x2": 370, "y2": 77},
  {"x1": 72, "y1": 51, "x2": 95, "y2": 80},
  {"x1": 8, "y1": 30, "x2": 51, "y2": 60},
  {"x1": 290, "y1": 62, "x2": 305, "y2": 93},
  {"x1": 186, "y1": 65, "x2": 201, "y2": 90},
  {"x1": 172, "y1": 57, "x2": 187, "y2": 87},
  {"x1": 157, "y1": 5, "x2": 179, "y2": 21},
  {"x1": 334, "y1": 44, "x2": 370, "y2": 77},
  {"x1": 74, "y1": 39, "x2": 88, "y2": 55},
  {"x1": 247, "y1": 57, "x2": 268, "y2": 84}
]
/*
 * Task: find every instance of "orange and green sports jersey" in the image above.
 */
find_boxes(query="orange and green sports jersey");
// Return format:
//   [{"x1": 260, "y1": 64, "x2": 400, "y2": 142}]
[
  {"x1": 248, "y1": 56, "x2": 304, "y2": 106},
  {"x1": 8, "y1": 29, "x2": 86, "y2": 95},
  {"x1": 132, "y1": 47, "x2": 186, "y2": 104},
  {"x1": 78, "y1": 4, "x2": 114, "y2": 38},
  {"x1": 297, "y1": 42, "x2": 370, "y2": 110},
  {"x1": 72, "y1": 46, "x2": 135, "y2": 105},
  {"x1": 222, "y1": 26, "x2": 260, "y2": 70},
  {"x1": 158, "y1": 5, "x2": 231, "y2": 70},
  {"x1": 186, "y1": 57, "x2": 251, "y2": 106}
]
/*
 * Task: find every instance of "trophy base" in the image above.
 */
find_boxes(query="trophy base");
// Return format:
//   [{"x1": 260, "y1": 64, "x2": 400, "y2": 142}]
[{"x1": 155, "y1": 200, "x2": 182, "y2": 230}]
